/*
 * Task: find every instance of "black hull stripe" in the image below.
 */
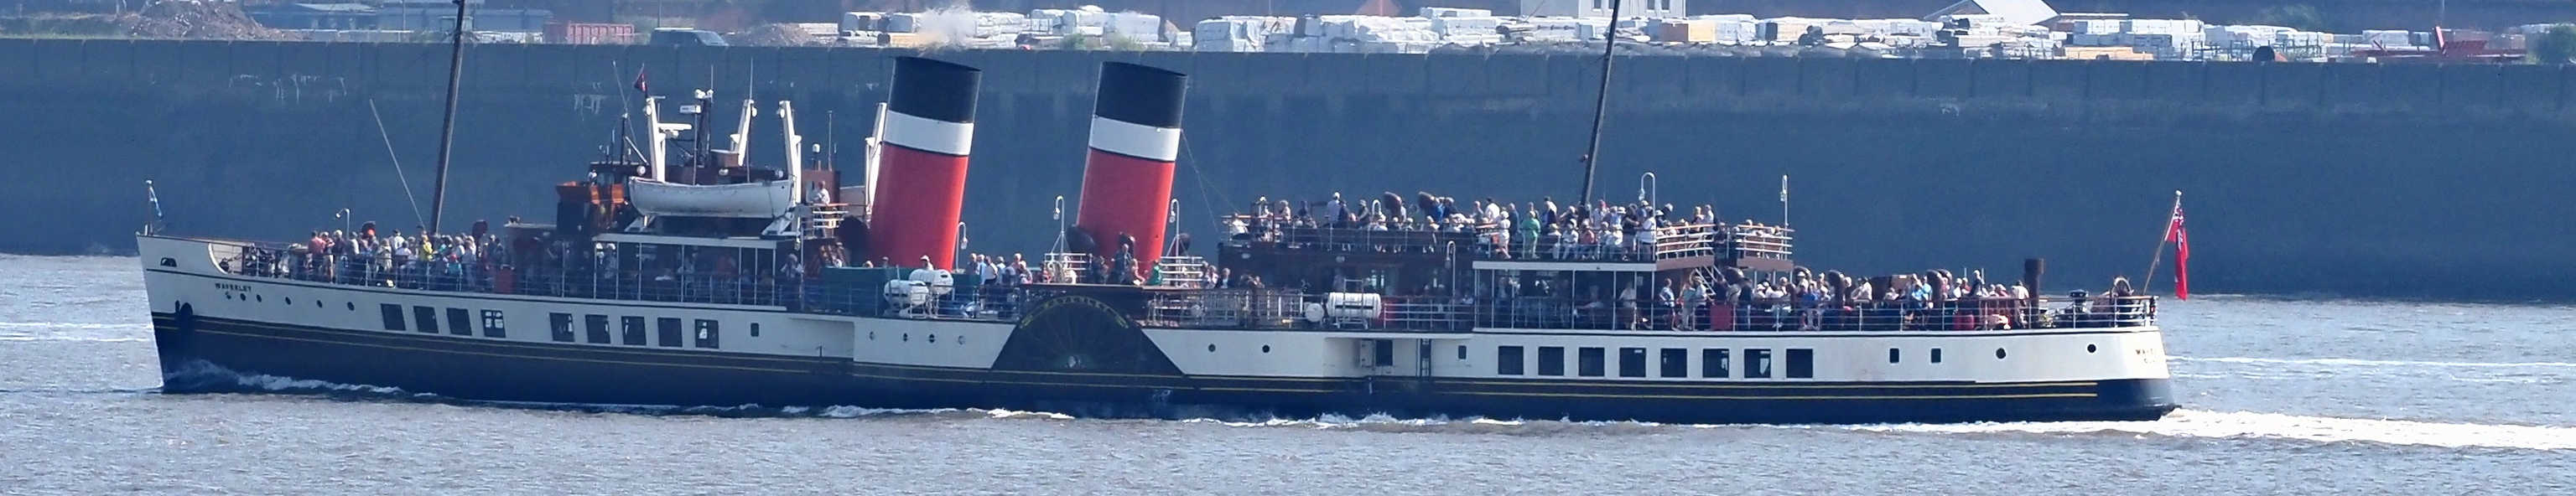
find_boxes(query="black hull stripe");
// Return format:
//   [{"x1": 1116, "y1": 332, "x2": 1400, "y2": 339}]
[
  {"x1": 158, "y1": 317, "x2": 2177, "y2": 421},
  {"x1": 1088, "y1": 146, "x2": 1177, "y2": 164},
  {"x1": 883, "y1": 141, "x2": 970, "y2": 159}
]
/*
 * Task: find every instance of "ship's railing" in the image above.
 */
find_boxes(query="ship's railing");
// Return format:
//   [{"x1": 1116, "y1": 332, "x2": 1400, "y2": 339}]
[
  {"x1": 1472, "y1": 295, "x2": 2158, "y2": 331},
  {"x1": 1726, "y1": 224, "x2": 1794, "y2": 260},
  {"x1": 1140, "y1": 290, "x2": 1476, "y2": 332},
  {"x1": 212, "y1": 245, "x2": 813, "y2": 307},
  {"x1": 799, "y1": 276, "x2": 1034, "y2": 323},
  {"x1": 1042, "y1": 252, "x2": 1092, "y2": 284},
  {"x1": 1223, "y1": 218, "x2": 1728, "y2": 264}
]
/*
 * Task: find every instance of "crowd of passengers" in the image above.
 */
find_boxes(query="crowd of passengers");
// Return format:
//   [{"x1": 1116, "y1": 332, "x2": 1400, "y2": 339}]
[
  {"x1": 1462, "y1": 266, "x2": 2153, "y2": 331},
  {"x1": 1219, "y1": 192, "x2": 1788, "y2": 261},
  {"x1": 223, "y1": 221, "x2": 506, "y2": 292}
]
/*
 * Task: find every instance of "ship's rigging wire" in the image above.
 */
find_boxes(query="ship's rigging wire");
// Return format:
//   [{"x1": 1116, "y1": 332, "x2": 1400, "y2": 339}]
[
  {"x1": 1176, "y1": 132, "x2": 1227, "y2": 254},
  {"x1": 365, "y1": 99, "x2": 429, "y2": 229}
]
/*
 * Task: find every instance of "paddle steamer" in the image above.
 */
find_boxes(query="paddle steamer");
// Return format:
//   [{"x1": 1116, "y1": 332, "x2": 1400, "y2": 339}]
[{"x1": 139, "y1": 3, "x2": 2171, "y2": 425}]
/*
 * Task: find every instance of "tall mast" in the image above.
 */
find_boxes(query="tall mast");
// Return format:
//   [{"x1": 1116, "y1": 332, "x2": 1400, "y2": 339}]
[
  {"x1": 1577, "y1": 0, "x2": 1624, "y2": 205},
  {"x1": 427, "y1": 0, "x2": 469, "y2": 234}
]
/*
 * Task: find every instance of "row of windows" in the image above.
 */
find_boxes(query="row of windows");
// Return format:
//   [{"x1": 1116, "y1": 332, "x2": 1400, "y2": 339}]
[
  {"x1": 1497, "y1": 346, "x2": 1813, "y2": 379},
  {"x1": 377, "y1": 304, "x2": 730, "y2": 349},
  {"x1": 548, "y1": 313, "x2": 722, "y2": 349},
  {"x1": 380, "y1": 303, "x2": 504, "y2": 338}
]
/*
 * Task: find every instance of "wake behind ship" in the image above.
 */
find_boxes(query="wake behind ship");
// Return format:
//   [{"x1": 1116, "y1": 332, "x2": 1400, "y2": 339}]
[{"x1": 138, "y1": 54, "x2": 2175, "y2": 424}]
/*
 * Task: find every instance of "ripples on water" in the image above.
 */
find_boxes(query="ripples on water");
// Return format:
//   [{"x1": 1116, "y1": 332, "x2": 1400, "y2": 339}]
[{"x1": 3, "y1": 256, "x2": 2572, "y2": 494}]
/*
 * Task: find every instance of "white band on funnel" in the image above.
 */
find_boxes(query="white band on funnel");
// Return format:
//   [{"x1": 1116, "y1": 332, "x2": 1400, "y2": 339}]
[
  {"x1": 1086, "y1": 116, "x2": 1182, "y2": 163},
  {"x1": 882, "y1": 111, "x2": 975, "y2": 157}
]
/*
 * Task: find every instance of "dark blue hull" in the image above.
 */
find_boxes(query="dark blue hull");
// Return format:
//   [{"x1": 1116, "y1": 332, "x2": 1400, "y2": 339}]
[{"x1": 153, "y1": 313, "x2": 2177, "y2": 424}]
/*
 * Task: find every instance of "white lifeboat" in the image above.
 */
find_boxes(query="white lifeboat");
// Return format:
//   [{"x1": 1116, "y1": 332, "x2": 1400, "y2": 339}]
[{"x1": 626, "y1": 178, "x2": 797, "y2": 219}]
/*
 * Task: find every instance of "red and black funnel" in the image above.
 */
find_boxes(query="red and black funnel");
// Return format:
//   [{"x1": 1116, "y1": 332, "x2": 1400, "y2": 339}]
[
  {"x1": 1073, "y1": 62, "x2": 1189, "y2": 270},
  {"x1": 869, "y1": 56, "x2": 980, "y2": 270}
]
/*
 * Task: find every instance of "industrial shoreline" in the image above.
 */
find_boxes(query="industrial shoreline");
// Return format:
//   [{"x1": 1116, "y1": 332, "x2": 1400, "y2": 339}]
[{"x1": 3, "y1": 39, "x2": 2569, "y2": 301}]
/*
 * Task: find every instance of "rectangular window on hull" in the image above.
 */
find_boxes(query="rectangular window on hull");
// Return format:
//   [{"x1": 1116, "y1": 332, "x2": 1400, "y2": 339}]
[
  {"x1": 657, "y1": 318, "x2": 683, "y2": 348},
  {"x1": 1745, "y1": 349, "x2": 1774, "y2": 379},
  {"x1": 584, "y1": 314, "x2": 610, "y2": 344},
  {"x1": 621, "y1": 316, "x2": 647, "y2": 345},
  {"x1": 1498, "y1": 346, "x2": 1525, "y2": 375},
  {"x1": 480, "y1": 310, "x2": 506, "y2": 338},
  {"x1": 1537, "y1": 347, "x2": 1566, "y2": 376},
  {"x1": 1618, "y1": 347, "x2": 1647, "y2": 378},
  {"x1": 549, "y1": 313, "x2": 573, "y2": 342},
  {"x1": 445, "y1": 307, "x2": 471, "y2": 336},
  {"x1": 693, "y1": 319, "x2": 720, "y2": 349},
  {"x1": 380, "y1": 303, "x2": 406, "y2": 331},
  {"x1": 1659, "y1": 349, "x2": 1689, "y2": 378},
  {"x1": 412, "y1": 306, "x2": 438, "y2": 334},
  {"x1": 1702, "y1": 349, "x2": 1730, "y2": 378},
  {"x1": 1786, "y1": 349, "x2": 1815, "y2": 379},
  {"x1": 1577, "y1": 347, "x2": 1605, "y2": 377}
]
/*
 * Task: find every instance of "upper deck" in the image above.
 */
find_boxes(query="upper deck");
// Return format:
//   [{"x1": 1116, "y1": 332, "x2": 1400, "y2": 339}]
[{"x1": 165, "y1": 231, "x2": 2156, "y2": 336}]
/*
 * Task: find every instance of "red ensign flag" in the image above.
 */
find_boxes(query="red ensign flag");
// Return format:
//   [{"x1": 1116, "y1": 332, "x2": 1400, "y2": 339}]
[{"x1": 2164, "y1": 195, "x2": 2190, "y2": 300}]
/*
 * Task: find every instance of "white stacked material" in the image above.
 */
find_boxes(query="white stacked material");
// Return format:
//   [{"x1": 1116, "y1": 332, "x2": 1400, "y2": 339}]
[
  {"x1": 2122, "y1": 32, "x2": 2205, "y2": 59},
  {"x1": 1420, "y1": 7, "x2": 1491, "y2": 18},
  {"x1": 1813, "y1": 19, "x2": 1866, "y2": 36},
  {"x1": 1193, "y1": 16, "x2": 1295, "y2": 51},
  {"x1": 1525, "y1": 17, "x2": 1609, "y2": 41},
  {"x1": 1935, "y1": 14, "x2": 2011, "y2": 29},
  {"x1": 2360, "y1": 29, "x2": 2414, "y2": 47},
  {"x1": 1710, "y1": 18, "x2": 1758, "y2": 43},
  {"x1": 2122, "y1": 18, "x2": 2203, "y2": 35},
  {"x1": 840, "y1": 12, "x2": 885, "y2": 33},
  {"x1": 1431, "y1": 15, "x2": 1504, "y2": 44},
  {"x1": 2069, "y1": 19, "x2": 2122, "y2": 35},
  {"x1": 2068, "y1": 33, "x2": 2121, "y2": 46},
  {"x1": 1855, "y1": 18, "x2": 1941, "y2": 37},
  {"x1": 1696, "y1": 14, "x2": 1757, "y2": 23},
  {"x1": 1029, "y1": 8, "x2": 1112, "y2": 36},
  {"x1": 1106, "y1": 12, "x2": 1164, "y2": 42},
  {"x1": 2274, "y1": 30, "x2": 2331, "y2": 47},
  {"x1": 2205, "y1": 24, "x2": 2293, "y2": 47},
  {"x1": 1758, "y1": 17, "x2": 1825, "y2": 42},
  {"x1": 885, "y1": 13, "x2": 921, "y2": 33}
]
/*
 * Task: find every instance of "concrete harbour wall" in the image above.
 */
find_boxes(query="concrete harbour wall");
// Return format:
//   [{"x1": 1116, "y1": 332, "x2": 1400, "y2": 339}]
[{"x1": 2, "y1": 39, "x2": 2570, "y2": 299}]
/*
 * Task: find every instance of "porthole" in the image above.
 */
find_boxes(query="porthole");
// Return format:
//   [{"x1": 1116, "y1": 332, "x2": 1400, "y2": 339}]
[
  {"x1": 254, "y1": 295, "x2": 262, "y2": 302},
  {"x1": 1995, "y1": 348, "x2": 2007, "y2": 359},
  {"x1": 868, "y1": 331, "x2": 875, "y2": 340},
  {"x1": 750, "y1": 323, "x2": 761, "y2": 337},
  {"x1": 1931, "y1": 349, "x2": 1944, "y2": 363},
  {"x1": 1888, "y1": 348, "x2": 1901, "y2": 364},
  {"x1": 222, "y1": 293, "x2": 231, "y2": 300},
  {"x1": 1261, "y1": 345, "x2": 1271, "y2": 354},
  {"x1": 1207, "y1": 344, "x2": 1217, "y2": 353},
  {"x1": 283, "y1": 297, "x2": 293, "y2": 305},
  {"x1": 902, "y1": 333, "x2": 909, "y2": 342},
  {"x1": 2086, "y1": 344, "x2": 2098, "y2": 354},
  {"x1": 927, "y1": 334, "x2": 937, "y2": 344},
  {"x1": 346, "y1": 302, "x2": 356, "y2": 311},
  {"x1": 314, "y1": 300, "x2": 323, "y2": 307},
  {"x1": 1457, "y1": 345, "x2": 1467, "y2": 360}
]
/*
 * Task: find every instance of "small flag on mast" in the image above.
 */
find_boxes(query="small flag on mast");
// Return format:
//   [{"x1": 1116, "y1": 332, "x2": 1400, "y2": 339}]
[
  {"x1": 633, "y1": 67, "x2": 649, "y2": 94},
  {"x1": 2163, "y1": 191, "x2": 2190, "y2": 300}
]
